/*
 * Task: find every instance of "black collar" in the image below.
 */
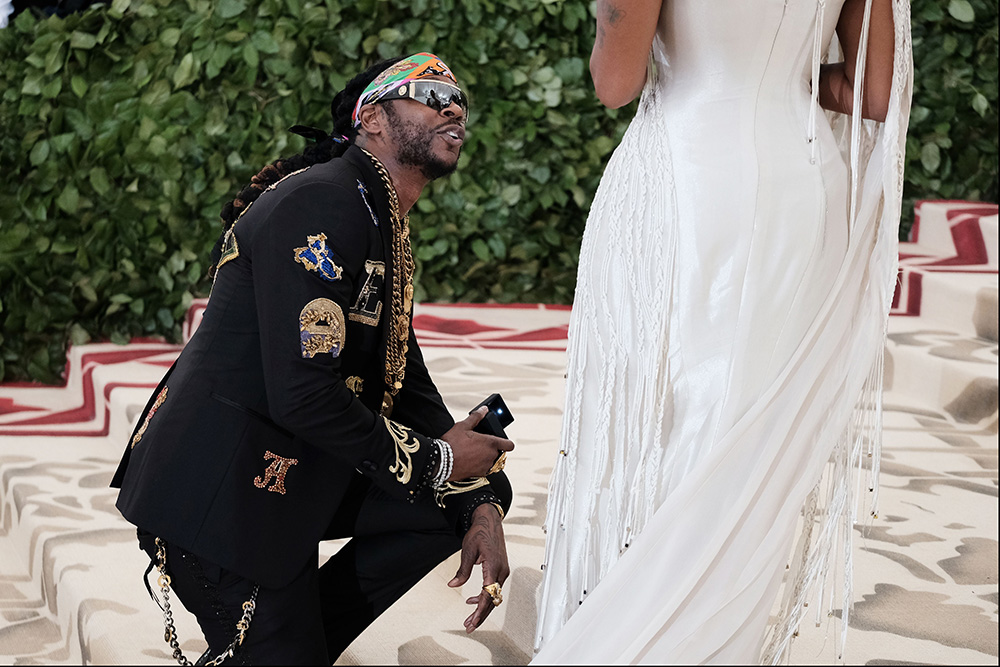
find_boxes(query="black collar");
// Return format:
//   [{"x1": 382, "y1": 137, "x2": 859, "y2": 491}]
[{"x1": 342, "y1": 144, "x2": 393, "y2": 231}]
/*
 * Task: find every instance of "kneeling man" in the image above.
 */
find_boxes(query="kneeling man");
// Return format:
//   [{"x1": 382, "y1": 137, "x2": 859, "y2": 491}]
[{"x1": 112, "y1": 53, "x2": 513, "y2": 665}]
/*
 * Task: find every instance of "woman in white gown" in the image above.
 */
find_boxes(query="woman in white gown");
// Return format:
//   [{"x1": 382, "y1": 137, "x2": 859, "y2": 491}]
[{"x1": 535, "y1": 0, "x2": 912, "y2": 663}]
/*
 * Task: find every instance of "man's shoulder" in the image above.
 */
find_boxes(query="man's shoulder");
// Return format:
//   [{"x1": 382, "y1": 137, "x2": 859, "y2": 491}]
[
  {"x1": 266, "y1": 156, "x2": 360, "y2": 201},
  {"x1": 240, "y1": 157, "x2": 368, "y2": 225}
]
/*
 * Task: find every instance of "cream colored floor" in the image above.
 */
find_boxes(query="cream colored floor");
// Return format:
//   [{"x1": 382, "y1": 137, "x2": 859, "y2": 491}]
[{"x1": 0, "y1": 199, "x2": 996, "y2": 664}]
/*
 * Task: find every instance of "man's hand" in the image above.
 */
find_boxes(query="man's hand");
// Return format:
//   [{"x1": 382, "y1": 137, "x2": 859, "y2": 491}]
[
  {"x1": 447, "y1": 503, "x2": 510, "y2": 633},
  {"x1": 441, "y1": 407, "x2": 514, "y2": 480}
]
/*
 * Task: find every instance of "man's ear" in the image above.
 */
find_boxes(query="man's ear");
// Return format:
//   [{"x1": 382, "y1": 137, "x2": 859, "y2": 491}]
[{"x1": 357, "y1": 104, "x2": 384, "y2": 137}]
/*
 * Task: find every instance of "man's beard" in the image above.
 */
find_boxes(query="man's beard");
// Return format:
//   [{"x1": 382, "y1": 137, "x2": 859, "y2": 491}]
[{"x1": 382, "y1": 103, "x2": 459, "y2": 180}]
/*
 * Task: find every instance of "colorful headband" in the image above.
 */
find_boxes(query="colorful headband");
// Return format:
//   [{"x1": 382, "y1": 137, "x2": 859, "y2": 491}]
[{"x1": 352, "y1": 52, "x2": 458, "y2": 128}]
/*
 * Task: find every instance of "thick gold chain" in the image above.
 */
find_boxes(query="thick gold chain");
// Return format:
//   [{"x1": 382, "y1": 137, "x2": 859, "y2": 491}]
[{"x1": 360, "y1": 149, "x2": 414, "y2": 414}]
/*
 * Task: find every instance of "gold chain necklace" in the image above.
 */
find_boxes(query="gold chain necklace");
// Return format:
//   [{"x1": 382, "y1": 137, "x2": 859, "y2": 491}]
[{"x1": 360, "y1": 148, "x2": 414, "y2": 416}]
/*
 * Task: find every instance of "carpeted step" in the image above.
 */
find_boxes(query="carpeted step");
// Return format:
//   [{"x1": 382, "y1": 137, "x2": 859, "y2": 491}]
[
  {"x1": 895, "y1": 202, "x2": 998, "y2": 342},
  {"x1": 0, "y1": 209, "x2": 995, "y2": 665},
  {"x1": 885, "y1": 323, "x2": 998, "y2": 422},
  {"x1": 0, "y1": 439, "x2": 207, "y2": 664}
]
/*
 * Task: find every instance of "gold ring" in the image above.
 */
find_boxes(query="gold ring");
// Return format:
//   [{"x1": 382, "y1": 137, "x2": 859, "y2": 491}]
[
  {"x1": 488, "y1": 451, "x2": 507, "y2": 475},
  {"x1": 483, "y1": 582, "x2": 503, "y2": 606}
]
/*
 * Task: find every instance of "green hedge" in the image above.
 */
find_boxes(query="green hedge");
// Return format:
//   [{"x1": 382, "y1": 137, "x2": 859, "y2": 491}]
[
  {"x1": 904, "y1": 0, "x2": 998, "y2": 215},
  {"x1": 0, "y1": 0, "x2": 996, "y2": 383},
  {"x1": 0, "y1": 0, "x2": 627, "y2": 383}
]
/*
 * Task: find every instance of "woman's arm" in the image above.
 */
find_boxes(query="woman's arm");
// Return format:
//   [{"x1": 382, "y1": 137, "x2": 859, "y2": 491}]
[
  {"x1": 818, "y1": 0, "x2": 895, "y2": 121},
  {"x1": 589, "y1": 0, "x2": 663, "y2": 108}
]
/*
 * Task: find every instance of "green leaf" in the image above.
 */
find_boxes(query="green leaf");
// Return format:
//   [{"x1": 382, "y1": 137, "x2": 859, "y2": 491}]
[
  {"x1": 243, "y1": 42, "x2": 259, "y2": 69},
  {"x1": 529, "y1": 165, "x2": 551, "y2": 183},
  {"x1": 44, "y1": 44, "x2": 64, "y2": 74},
  {"x1": 56, "y1": 184, "x2": 80, "y2": 214},
  {"x1": 172, "y1": 52, "x2": 197, "y2": 88},
  {"x1": 41, "y1": 78, "x2": 62, "y2": 98},
  {"x1": 0, "y1": 223, "x2": 31, "y2": 252},
  {"x1": 21, "y1": 74, "x2": 42, "y2": 96},
  {"x1": 921, "y1": 143, "x2": 941, "y2": 173},
  {"x1": 947, "y1": 0, "x2": 975, "y2": 22},
  {"x1": 972, "y1": 93, "x2": 989, "y2": 117},
  {"x1": 157, "y1": 307, "x2": 174, "y2": 329},
  {"x1": 251, "y1": 31, "x2": 280, "y2": 54},
  {"x1": 51, "y1": 239, "x2": 76, "y2": 254},
  {"x1": 471, "y1": 239, "x2": 491, "y2": 261},
  {"x1": 70, "y1": 75, "x2": 88, "y2": 97},
  {"x1": 70, "y1": 31, "x2": 98, "y2": 50},
  {"x1": 160, "y1": 28, "x2": 182, "y2": 48},
  {"x1": 339, "y1": 25, "x2": 362, "y2": 56},
  {"x1": 217, "y1": 0, "x2": 247, "y2": 19},
  {"x1": 29, "y1": 140, "x2": 50, "y2": 166},
  {"x1": 501, "y1": 184, "x2": 521, "y2": 206},
  {"x1": 78, "y1": 283, "x2": 98, "y2": 302},
  {"x1": 168, "y1": 251, "x2": 186, "y2": 274},
  {"x1": 310, "y1": 50, "x2": 332, "y2": 67},
  {"x1": 109, "y1": 0, "x2": 131, "y2": 17},
  {"x1": 89, "y1": 167, "x2": 111, "y2": 195},
  {"x1": 69, "y1": 323, "x2": 92, "y2": 345}
]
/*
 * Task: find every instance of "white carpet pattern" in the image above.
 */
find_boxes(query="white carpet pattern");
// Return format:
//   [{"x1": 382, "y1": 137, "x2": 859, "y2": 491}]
[{"x1": 0, "y1": 201, "x2": 995, "y2": 665}]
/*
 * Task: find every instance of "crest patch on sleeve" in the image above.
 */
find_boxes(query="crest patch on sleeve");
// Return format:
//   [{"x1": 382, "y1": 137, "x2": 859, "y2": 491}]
[
  {"x1": 349, "y1": 260, "x2": 385, "y2": 326},
  {"x1": 293, "y1": 233, "x2": 344, "y2": 282},
  {"x1": 217, "y1": 228, "x2": 240, "y2": 272},
  {"x1": 299, "y1": 298, "x2": 346, "y2": 358}
]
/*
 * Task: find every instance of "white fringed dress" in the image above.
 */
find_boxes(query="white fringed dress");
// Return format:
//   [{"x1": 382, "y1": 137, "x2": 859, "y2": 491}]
[{"x1": 534, "y1": 0, "x2": 912, "y2": 662}]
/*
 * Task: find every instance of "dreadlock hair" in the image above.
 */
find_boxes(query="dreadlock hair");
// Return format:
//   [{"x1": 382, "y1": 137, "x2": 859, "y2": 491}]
[{"x1": 209, "y1": 56, "x2": 405, "y2": 278}]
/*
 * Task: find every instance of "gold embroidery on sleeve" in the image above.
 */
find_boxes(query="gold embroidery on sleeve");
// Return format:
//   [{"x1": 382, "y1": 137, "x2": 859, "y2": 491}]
[
  {"x1": 383, "y1": 417, "x2": 420, "y2": 485},
  {"x1": 433, "y1": 477, "x2": 491, "y2": 508}
]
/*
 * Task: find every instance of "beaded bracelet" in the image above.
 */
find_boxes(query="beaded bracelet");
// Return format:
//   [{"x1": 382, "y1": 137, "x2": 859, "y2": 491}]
[{"x1": 430, "y1": 438, "x2": 453, "y2": 489}]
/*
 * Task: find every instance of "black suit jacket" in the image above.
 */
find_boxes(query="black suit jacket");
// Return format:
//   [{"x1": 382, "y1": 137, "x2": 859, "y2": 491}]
[{"x1": 112, "y1": 146, "x2": 507, "y2": 587}]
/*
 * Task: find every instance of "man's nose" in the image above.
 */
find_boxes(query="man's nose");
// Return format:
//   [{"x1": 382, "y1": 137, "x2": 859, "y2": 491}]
[{"x1": 441, "y1": 102, "x2": 466, "y2": 124}]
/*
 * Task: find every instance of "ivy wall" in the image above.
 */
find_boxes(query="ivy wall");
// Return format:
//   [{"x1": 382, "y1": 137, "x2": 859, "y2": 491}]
[{"x1": 0, "y1": 0, "x2": 996, "y2": 383}]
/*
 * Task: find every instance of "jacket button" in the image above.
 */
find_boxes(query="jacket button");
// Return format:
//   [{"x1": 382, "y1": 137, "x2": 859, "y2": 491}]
[{"x1": 363, "y1": 460, "x2": 377, "y2": 473}]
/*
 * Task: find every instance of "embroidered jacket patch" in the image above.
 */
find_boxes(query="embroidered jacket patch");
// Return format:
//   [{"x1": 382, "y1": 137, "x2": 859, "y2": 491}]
[
  {"x1": 293, "y1": 233, "x2": 343, "y2": 282},
  {"x1": 253, "y1": 450, "x2": 299, "y2": 495},
  {"x1": 350, "y1": 260, "x2": 386, "y2": 326},
  {"x1": 357, "y1": 180, "x2": 379, "y2": 226},
  {"x1": 346, "y1": 376, "x2": 364, "y2": 396},
  {"x1": 299, "y1": 298, "x2": 346, "y2": 358},
  {"x1": 131, "y1": 387, "x2": 168, "y2": 448},
  {"x1": 217, "y1": 228, "x2": 240, "y2": 272}
]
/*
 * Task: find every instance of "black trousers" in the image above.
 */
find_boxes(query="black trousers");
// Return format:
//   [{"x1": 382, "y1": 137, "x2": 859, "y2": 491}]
[{"x1": 138, "y1": 473, "x2": 462, "y2": 665}]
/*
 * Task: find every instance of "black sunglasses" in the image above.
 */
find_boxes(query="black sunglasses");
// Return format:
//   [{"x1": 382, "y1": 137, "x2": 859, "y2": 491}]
[{"x1": 384, "y1": 80, "x2": 469, "y2": 116}]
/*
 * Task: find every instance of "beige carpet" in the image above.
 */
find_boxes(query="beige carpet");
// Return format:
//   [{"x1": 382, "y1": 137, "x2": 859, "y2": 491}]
[{"x1": 0, "y1": 201, "x2": 995, "y2": 664}]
